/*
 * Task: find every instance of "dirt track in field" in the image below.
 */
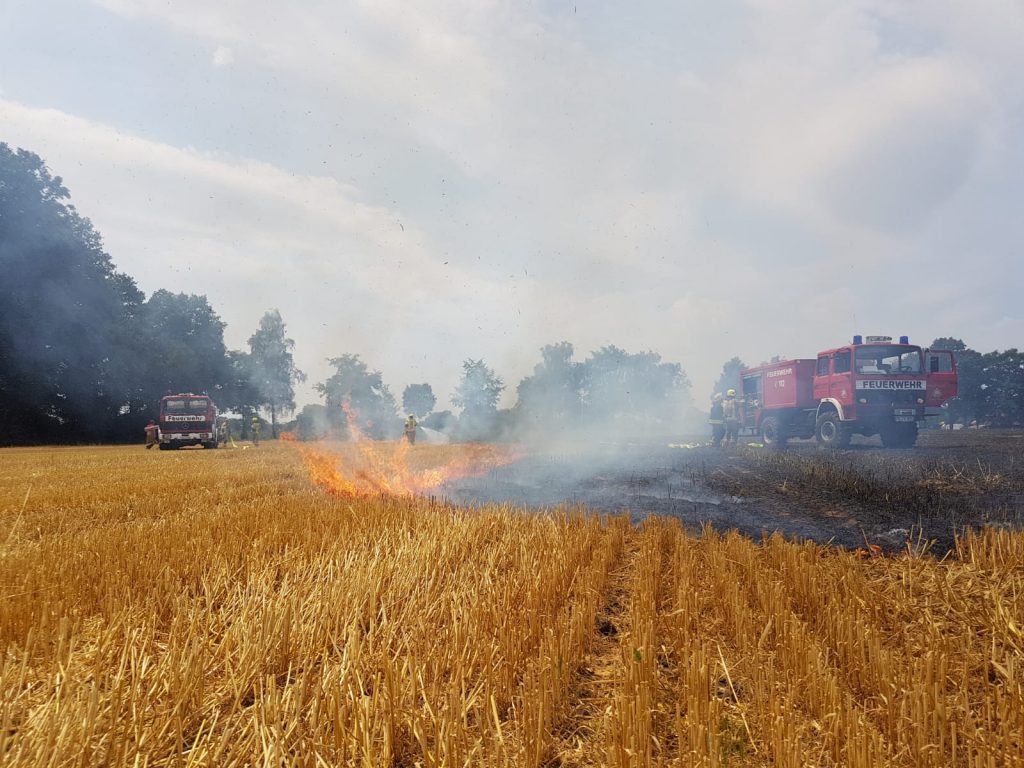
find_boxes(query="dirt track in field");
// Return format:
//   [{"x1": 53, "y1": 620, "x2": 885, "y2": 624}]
[{"x1": 445, "y1": 429, "x2": 1024, "y2": 552}]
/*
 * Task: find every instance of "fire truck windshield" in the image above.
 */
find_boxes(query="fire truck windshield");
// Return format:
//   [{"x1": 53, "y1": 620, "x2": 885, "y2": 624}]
[
  {"x1": 163, "y1": 398, "x2": 209, "y2": 413},
  {"x1": 855, "y1": 346, "x2": 922, "y2": 375}
]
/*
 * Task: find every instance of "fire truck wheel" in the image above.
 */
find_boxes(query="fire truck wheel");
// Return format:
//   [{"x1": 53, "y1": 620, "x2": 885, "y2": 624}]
[
  {"x1": 761, "y1": 416, "x2": 788, "y2": 448},
  {"x1": 816, "y1": 411, "x2": 851, "y2": 449},
  {"x1": 881, "y1": 423, "x2": 918, "y2": 448}
]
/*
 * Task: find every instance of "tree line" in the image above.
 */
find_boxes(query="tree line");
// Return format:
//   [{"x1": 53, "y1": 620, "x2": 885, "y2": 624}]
[
  {"x1": 1, "y1": 144, "x2": 692, "y2": 445},
  {"x1": 928, "y1": 337, "x2": 1024, "y2": 427},
  {"x1": 6, "y1": 145, "x2": 1019, "y2": 445},
  {"x1": 297, "y1": 343, "x2": 691, "y2": 442},
  {"x1": 0, "y1": 144, "x2": 304, "y2": 444}
]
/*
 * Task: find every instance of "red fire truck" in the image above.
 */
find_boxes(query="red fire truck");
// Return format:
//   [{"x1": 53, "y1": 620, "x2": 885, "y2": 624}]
[
  {"x1": 157, "y1": 393, "x2": 218, "y2": 450},
  {"x1": 739, "y1": 336, "x2": 957, "y2": 448}
]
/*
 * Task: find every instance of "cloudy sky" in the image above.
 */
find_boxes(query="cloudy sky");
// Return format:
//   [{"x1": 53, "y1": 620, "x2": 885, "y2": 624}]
[{"x1": 2, "y1": 0, "x2": 1022, "y2": 409}]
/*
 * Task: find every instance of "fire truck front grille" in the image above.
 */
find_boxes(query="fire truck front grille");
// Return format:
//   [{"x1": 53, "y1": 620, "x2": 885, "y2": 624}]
[{"x1": 860, "y1": 390, "x2": 920, "y2": 406}]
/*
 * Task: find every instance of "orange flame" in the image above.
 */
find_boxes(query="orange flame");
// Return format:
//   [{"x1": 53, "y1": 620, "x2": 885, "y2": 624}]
[{"x1": 284, "y1": 402, "x2": 520, "y2": 498}]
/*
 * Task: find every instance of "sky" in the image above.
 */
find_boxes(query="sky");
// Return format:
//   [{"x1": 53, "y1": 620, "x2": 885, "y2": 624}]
[{"x1": 2, "y1": 0, "x2": 1022, "y2": 411}]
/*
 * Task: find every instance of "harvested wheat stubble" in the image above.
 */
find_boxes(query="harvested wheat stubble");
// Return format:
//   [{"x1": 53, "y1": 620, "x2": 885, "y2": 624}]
[{"x1": 0, "y1": 444, "x2": 1021, "y2": 767}]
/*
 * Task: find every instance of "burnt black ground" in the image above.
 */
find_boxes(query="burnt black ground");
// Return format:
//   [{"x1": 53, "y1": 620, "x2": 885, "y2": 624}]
[{"x1": 443, "y1": 429, "x2": 1024, "y2": 553}]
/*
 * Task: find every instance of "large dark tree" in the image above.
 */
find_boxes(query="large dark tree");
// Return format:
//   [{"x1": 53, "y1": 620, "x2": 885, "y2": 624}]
[
  {"x1": 581, "y1": 345, "x2": 689, "y2": 433},
  {"x1": 975, "y1": 349, "x2": 1024, "y2": 426},
  {"x1": 215, "y1": 350, "x2": 263, "y2": 437},
  {"x1": 248, "y1": 309, "x2": 305, "y2": 437},
  {"x1": 135, "y1": 290, "x2": 231, "y2": 404},
  {"x1": 317, "y1": 354, "x2": 398, "y2": 439},
  {"x1": 0, "y1": 144, "x2": 145, "y2": 443},
  {"x1": 294, "y1": 403, "x2": 331, "y2": 441},
  {"x1": 217, "y1": 350, "x2": 259, "y2": 411},
  {"x1": 452, "y1": 359, "x2": 505, "y2": 441},
  {"x1": 0, "y1": 144, "x2": 290, "y2": 444},
  {"x1": 515, "y1": 342, "x2": 583, "y2": 434},
  {"x1": 402, "y1": 383, "x2": 436, "y2": 419}
]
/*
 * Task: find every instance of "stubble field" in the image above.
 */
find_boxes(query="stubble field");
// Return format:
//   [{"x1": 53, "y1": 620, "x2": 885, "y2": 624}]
[{"x1": 0, "y1": 441, "x2": 1021, "y2": 767}]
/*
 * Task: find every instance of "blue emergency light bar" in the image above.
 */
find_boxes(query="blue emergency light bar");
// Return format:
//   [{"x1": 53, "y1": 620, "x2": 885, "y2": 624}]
[
  {"x1": 853, "y1": 335, "x2": 863, "y2": 344},
  {"x1": 900, "y1": 335, "x2": 909, "y2": 344}
]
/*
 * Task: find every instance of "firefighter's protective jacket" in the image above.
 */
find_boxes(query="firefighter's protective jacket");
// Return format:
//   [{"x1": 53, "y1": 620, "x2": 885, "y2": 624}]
[
  {"x1": 722, "y1": 398, "x2": 740, "y2": 420},
  {"x1": 708, "y1": 401, "x2": 724, "y2": 424}
]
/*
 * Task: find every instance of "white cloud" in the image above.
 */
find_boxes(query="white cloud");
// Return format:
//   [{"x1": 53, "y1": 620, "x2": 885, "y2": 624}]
[{"x1": 9, "y1": 1, "x2": 1024, "y2": 404}]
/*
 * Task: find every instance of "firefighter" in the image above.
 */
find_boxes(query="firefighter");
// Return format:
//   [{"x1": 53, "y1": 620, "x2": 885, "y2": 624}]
[
  {"x1": 709, "y1": 394, "x2": 725, "y2": 447},
  {"x1": 404, "y1": 414, "x2": 418, "y2": 445},
  {"x1": 251, "y1": 414, "x2": 261, "y2": 446},
  {"x1": 144, "y1": 420, "x2": 159, "y2": 449},
  {"x1": 722, "y1": 389, "x2": 741, "y2": 445},
  {"x1": 218, "y1": 418, "x2": 231, "y2": 447}
]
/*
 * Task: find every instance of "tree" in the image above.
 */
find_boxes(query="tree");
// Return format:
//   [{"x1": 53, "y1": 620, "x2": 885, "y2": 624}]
[
  {"x1": 248, "y1": 309, "x2": 305, "y2": 437},
  {"x1": 214, "y1": 350, "x2": 263, "y2": 437},
  {"x1": 135, "y1": 290, "x2": 232, "y2": 408},
  {"x1": 317, "y1": 354, "x2": 398, "y2": 439},
  {"x1": 976, "y1": 349, "x2": 1024, "y2": 426},
  {"x1": 0, "y1": 143, "x2": 146, "y2": 443},
  {"x1": 930, "y1": 337, "x2": 968, "y2": 353},
  {"x1": 217, "y1": 351, "x2": 260, "y2": 411},
  {"x1": 515, "y1": 342, "x2": 584, "y2": 434},
  {"x1": 712, "y1": 357, "x2": 746, "y2": 398},
  {"x1": 452, "y1": 359, "x2": 505, "y2": 441},
  {"x1": 295, "y1": 403, "x2": 331, "y2": 441},
  {"x1": 581, "y1": 345, "x2": 689, "y2": 433},
  {"x1": 402, "y1": 383, "x2": 437, "y2": 419}
]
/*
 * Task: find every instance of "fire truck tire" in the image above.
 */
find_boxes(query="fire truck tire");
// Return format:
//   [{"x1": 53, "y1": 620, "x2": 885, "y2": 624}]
[
  {"x1": 761, "y1": 416, "x2": 788, "y2": 448},
  {"x1": 816, "y1": 411, "x2": 851, "y2": 449},
  {"x1": 158, "y1": 443, "x2": 170, "y2": 451},
  {"x1": 881, "y1": 423, "x2": 918, "y2": 448}
]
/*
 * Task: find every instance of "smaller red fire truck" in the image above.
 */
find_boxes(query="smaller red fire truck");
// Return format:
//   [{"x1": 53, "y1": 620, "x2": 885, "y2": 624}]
[
  {"x1": 157, "y1": 393, "x2": 218, "y2": 450},
  {"x1": 739, "y1": 336, "x2": 957, "y2": 448}
]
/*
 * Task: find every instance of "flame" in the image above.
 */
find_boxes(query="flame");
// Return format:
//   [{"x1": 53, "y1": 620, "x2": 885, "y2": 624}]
[{"x1": 284, "y1": 402, "x2": 520, "y2": 498}]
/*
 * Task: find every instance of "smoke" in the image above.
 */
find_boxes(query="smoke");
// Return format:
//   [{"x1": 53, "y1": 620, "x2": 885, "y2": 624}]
[
  {"x1": 506, "y1": 342, "x2": 697, "y2": 450},
  {"x1": 286, "y1": 340, "x2": 703, "y2": 451}
]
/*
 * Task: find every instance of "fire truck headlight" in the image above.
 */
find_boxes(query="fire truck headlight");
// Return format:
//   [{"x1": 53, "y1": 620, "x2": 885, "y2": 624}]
[
  {"x1": 917, "y1": 397, "x2": 924, "y2": 404},
  {"x1": 858, "y1": 397, "x2": 867, "y2": 404}
]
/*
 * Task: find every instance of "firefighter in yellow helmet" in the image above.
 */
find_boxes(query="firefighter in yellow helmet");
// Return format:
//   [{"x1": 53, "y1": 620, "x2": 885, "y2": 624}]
[
  {"x1": 250, "y1": 414, "x2": 261, "y2": 446},
  {"x1": 218, "y1": 418, "x2": 231, "y2": 447},
  {"x1": 404, "y1": 414, "x2": 418, "y2": 445},
  {"x1": 722, "y1": 388, "x2": 741, "y2": 445},
  {"x1": 708, "y1": 393, "x2": 725, "y2": 447}
]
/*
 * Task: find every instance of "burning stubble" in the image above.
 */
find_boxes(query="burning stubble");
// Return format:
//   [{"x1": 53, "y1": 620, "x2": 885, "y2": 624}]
[{"x1": 281, "y1": 402, "x2": 521, "y2": 497}]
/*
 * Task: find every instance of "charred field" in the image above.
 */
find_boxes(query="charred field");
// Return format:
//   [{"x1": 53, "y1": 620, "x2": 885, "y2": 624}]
[{"x1": 445, "y1": 428, "x2": 1024, "y2": 552}]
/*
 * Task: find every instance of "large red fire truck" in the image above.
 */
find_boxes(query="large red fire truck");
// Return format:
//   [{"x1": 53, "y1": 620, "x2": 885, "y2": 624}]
[
  {"x1": 739, "y1": 336, "x2": 957, "y2": 448},
  {"x1": 157, "y1": 393, "x2": 218, "y2": 450}
]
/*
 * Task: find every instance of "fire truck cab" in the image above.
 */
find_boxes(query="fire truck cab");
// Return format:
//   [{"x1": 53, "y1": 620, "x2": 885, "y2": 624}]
[
  {"x1": 158, "y1": 393, "x2": 219, "y2": 450},
  {"x1": 740, "y1": 336, "x2": 957, "y2": 449}
]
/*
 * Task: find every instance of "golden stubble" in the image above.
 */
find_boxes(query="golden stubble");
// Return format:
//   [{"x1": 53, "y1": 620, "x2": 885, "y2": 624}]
[{"x1": 0, "y1": 444, "x2": 1020, "y2": 767}]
